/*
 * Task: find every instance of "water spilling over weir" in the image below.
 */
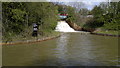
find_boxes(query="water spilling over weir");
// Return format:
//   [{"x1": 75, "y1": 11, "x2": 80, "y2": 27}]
[
  {"x1": 55, "y1": 21, "x2": 78, "y2": 32},
  {"x1": 55, "y1": 21, "x2": 90, "y2": 34}
]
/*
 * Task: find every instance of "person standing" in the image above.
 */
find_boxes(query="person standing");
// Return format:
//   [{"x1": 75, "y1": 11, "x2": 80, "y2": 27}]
[{"x1": 32, "y1": 23, "x2": 38, "y2": 37}]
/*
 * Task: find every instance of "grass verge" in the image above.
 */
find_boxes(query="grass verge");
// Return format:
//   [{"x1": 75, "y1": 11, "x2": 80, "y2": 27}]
[
  {"x1": 93, "y1": 30, "x2": 119, "y2": 36},
  {"x1": 2, "y1": 31, "x2": 61, "y2": 44}
]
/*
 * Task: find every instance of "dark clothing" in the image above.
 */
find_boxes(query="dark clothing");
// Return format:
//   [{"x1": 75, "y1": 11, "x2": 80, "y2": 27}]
[
  {"x1": 32, "y1": 23, "x2": 38, "y2": 37},
  {"x1": 32, "y1": 31, "x2": 38, "y2": 37}
]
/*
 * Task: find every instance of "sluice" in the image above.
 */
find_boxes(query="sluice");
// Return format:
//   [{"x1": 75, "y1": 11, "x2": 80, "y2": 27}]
[{"x1": 55, "y1": 21, "x2": 90, "y2": 34}]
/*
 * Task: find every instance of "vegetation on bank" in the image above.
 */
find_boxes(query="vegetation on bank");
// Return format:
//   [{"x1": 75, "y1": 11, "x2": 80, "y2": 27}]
[
  {"x1": 2, "y1": 2, "x2": 120, "y2": 43},
  {"x1": 2, "y1": 2, "x2": 84, "y2": 43},
  {"x1": 3, "y1": 31, "x2": 60, "y2": 43},
  {"x1": 82, "y1": 2, "x2": 120, "y2": 35},
  {"x1": 2, "y1": 2, "x2": 59, "y2": 43},
  {"x1": 93, "y1": 30, "x2": 119, "y2": 35},
  {"x1": 56, "y1": 2, "x2": 120, "y2": 36},
  {"x1": 57, "y1": 5, "x2": 78, "y2": 23}
]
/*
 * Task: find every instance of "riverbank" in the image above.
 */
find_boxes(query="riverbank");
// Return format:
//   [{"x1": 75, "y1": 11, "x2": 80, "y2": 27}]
[
  {"x1": 65, "y1": 20, "x2": 120, "y2": 37},
  {"x1": 1, "y1": 31, "x2": 62, "y2": 45},
  {"x1": 91, "y1": 30, "x2": 120, "y2": 37}
]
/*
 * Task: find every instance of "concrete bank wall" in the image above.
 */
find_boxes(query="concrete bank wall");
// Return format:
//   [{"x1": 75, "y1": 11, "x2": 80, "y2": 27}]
[
  {"x1": 91, "y1": 32, "x2": 120, "y2": 37},
  {"x1": 1, "y1": 34, "x2": 62, "y2": 45}
]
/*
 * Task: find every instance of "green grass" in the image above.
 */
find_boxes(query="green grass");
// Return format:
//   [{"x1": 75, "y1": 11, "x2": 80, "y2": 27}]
[
  {"x1": 2, "y1": 31, "x2": 61, "y2": 43},
  {"x1": 94, "y1": 30, "x2": 119, "y2": 35}
]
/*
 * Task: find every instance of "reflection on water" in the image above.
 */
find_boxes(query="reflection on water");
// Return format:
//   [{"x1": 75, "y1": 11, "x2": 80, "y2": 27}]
[
  {"x1": 77, "y1": 35, "x2": 96, "y2": 65},
  {"x1": 3, "y1": 33, "x2": 119, "y2": 66},
  {"x1": 55, "y1": 33, "x2": 69, "y2": 65}
]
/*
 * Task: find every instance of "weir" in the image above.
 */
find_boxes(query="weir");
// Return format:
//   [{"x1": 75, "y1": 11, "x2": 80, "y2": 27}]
[
  {"x1": 55, "y1": 21, "x2": 78, "y2": 32},
  {"x1": 55, "y1": 21, "x2": 90, "y2": 34}
]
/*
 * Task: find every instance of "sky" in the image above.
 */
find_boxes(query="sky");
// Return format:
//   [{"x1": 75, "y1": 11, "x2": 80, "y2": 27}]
[
  {"x1": 65, "y1": 2, "x2": 100, "y2": 10},
  {"x1": 83, "y1": 2, "x2": 100, "y2": 10},
  {"x1": 80, "y1": 0, "x2": 110, "y2": 10},
  {"x1": 49, "y1": 0, "x2": 109, "y2": 10}
]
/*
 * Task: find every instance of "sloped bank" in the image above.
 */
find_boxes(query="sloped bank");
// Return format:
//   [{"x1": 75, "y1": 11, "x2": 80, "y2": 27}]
[
  {"x1": 65, "y1": 20, "x2": 119, "y2": 37},
  {"x1": 91, "y1": 32, "x2": 120, "y2": 37},
  {"x1": 66, "y1": 20, "x2": 95, "y2": 32},
  {"x1": 91, "y1": 30, "x2": 120, "y2": 37},
  {"x1": 1, "y1": 32, "x2": 62, "y2": 45},
  {"x1": 66, "y1": 20, "x2": 82, "y2": 31}
]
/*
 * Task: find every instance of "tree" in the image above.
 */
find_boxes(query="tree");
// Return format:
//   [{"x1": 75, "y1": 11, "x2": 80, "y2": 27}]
[
  {"x1": 79, "y1": 8, "x2": 89, "y2": 16},
  {"x1": 83, "y1": 1, "x2": 120, "y2": 30},
  {"x1": 2, "y1": 2, "x2": 59, "y2": 42}
]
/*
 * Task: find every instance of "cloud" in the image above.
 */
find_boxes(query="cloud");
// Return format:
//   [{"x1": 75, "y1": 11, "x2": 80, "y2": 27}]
[
  {"x1": 49, "y1": 0, "x2": 108, "y2": 2},
  {"x1": 50, "y1": 0, "x2": 108, "y2": 10},
  {"x1": 82, "y1": 1, "x2": 100, "y2": 10}
]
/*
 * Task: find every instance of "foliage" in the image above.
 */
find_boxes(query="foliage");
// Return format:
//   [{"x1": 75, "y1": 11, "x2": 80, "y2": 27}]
[
  {"x1": 83, "y1": 2, "x2": 120, "y2": 31},
  {"x1": 57, "y1": 5, "x2": 77, "y2": 22},
  {"x1": 2, "y1": 2, "x2": 59, "y2": 42},
  {"x1": 79, "y1": 8, "x2": 89, "y2": 16}
]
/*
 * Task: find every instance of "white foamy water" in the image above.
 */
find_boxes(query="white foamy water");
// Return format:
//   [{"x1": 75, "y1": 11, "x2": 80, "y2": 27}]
[{"x1": 55, "y1": 21, "x2": 78, "y2": 32}]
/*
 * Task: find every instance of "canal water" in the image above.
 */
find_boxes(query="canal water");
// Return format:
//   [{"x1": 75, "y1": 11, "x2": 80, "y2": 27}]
[{"x1": 3, "y1": 33, "x2": 119, "y2": 66}]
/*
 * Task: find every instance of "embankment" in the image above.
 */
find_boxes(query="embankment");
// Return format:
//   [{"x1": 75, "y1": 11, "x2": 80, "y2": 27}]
[
  {"x1": 65, "y1": 20, "x2": 119, "y2": 37},
  {"x1": 66, "y1": 20, "x2": 82, "y2": 31},
  {"x1": 91, "y1": 32, "x2": 120, "y2": 37},
  {"x1": 66, "y1": 20, "x2": 95, "y2": 32},
  {"x1": 1, "y1": 32, "x2": 62, "y2": 45}
]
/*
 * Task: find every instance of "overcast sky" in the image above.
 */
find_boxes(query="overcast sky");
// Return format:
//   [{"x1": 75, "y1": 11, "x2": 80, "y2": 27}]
[
  {"x1": 49, "y1": 0, "x2": 110, "y2": 10},
  {"x1": 83, "y1": 2, "x2": 100, "y2": 10}
]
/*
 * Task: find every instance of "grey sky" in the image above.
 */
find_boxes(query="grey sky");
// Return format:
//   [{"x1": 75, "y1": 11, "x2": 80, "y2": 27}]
[{"x1": 49, "y1": 0, "x2": 119, "y2": 10}]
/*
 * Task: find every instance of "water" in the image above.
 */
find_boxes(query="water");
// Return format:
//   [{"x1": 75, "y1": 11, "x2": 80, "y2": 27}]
[
  {"x1": 3, "y1": 33, "x2": 119, "y2": 66},
  {"x1": 2, "y1": 22, "x2": 119, "y2": 66},
  {"x1": 55, "y1": 21, "x2": 78, "y2": 32}
]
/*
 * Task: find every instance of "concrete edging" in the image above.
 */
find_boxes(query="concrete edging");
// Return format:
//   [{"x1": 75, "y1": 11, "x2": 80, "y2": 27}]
[
  {"x1": 91, "y1": 32, "x2": 120, "y2": 37},
  {"x1": 1, "y1": 35, "x2": 61, "y2": 45}
]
